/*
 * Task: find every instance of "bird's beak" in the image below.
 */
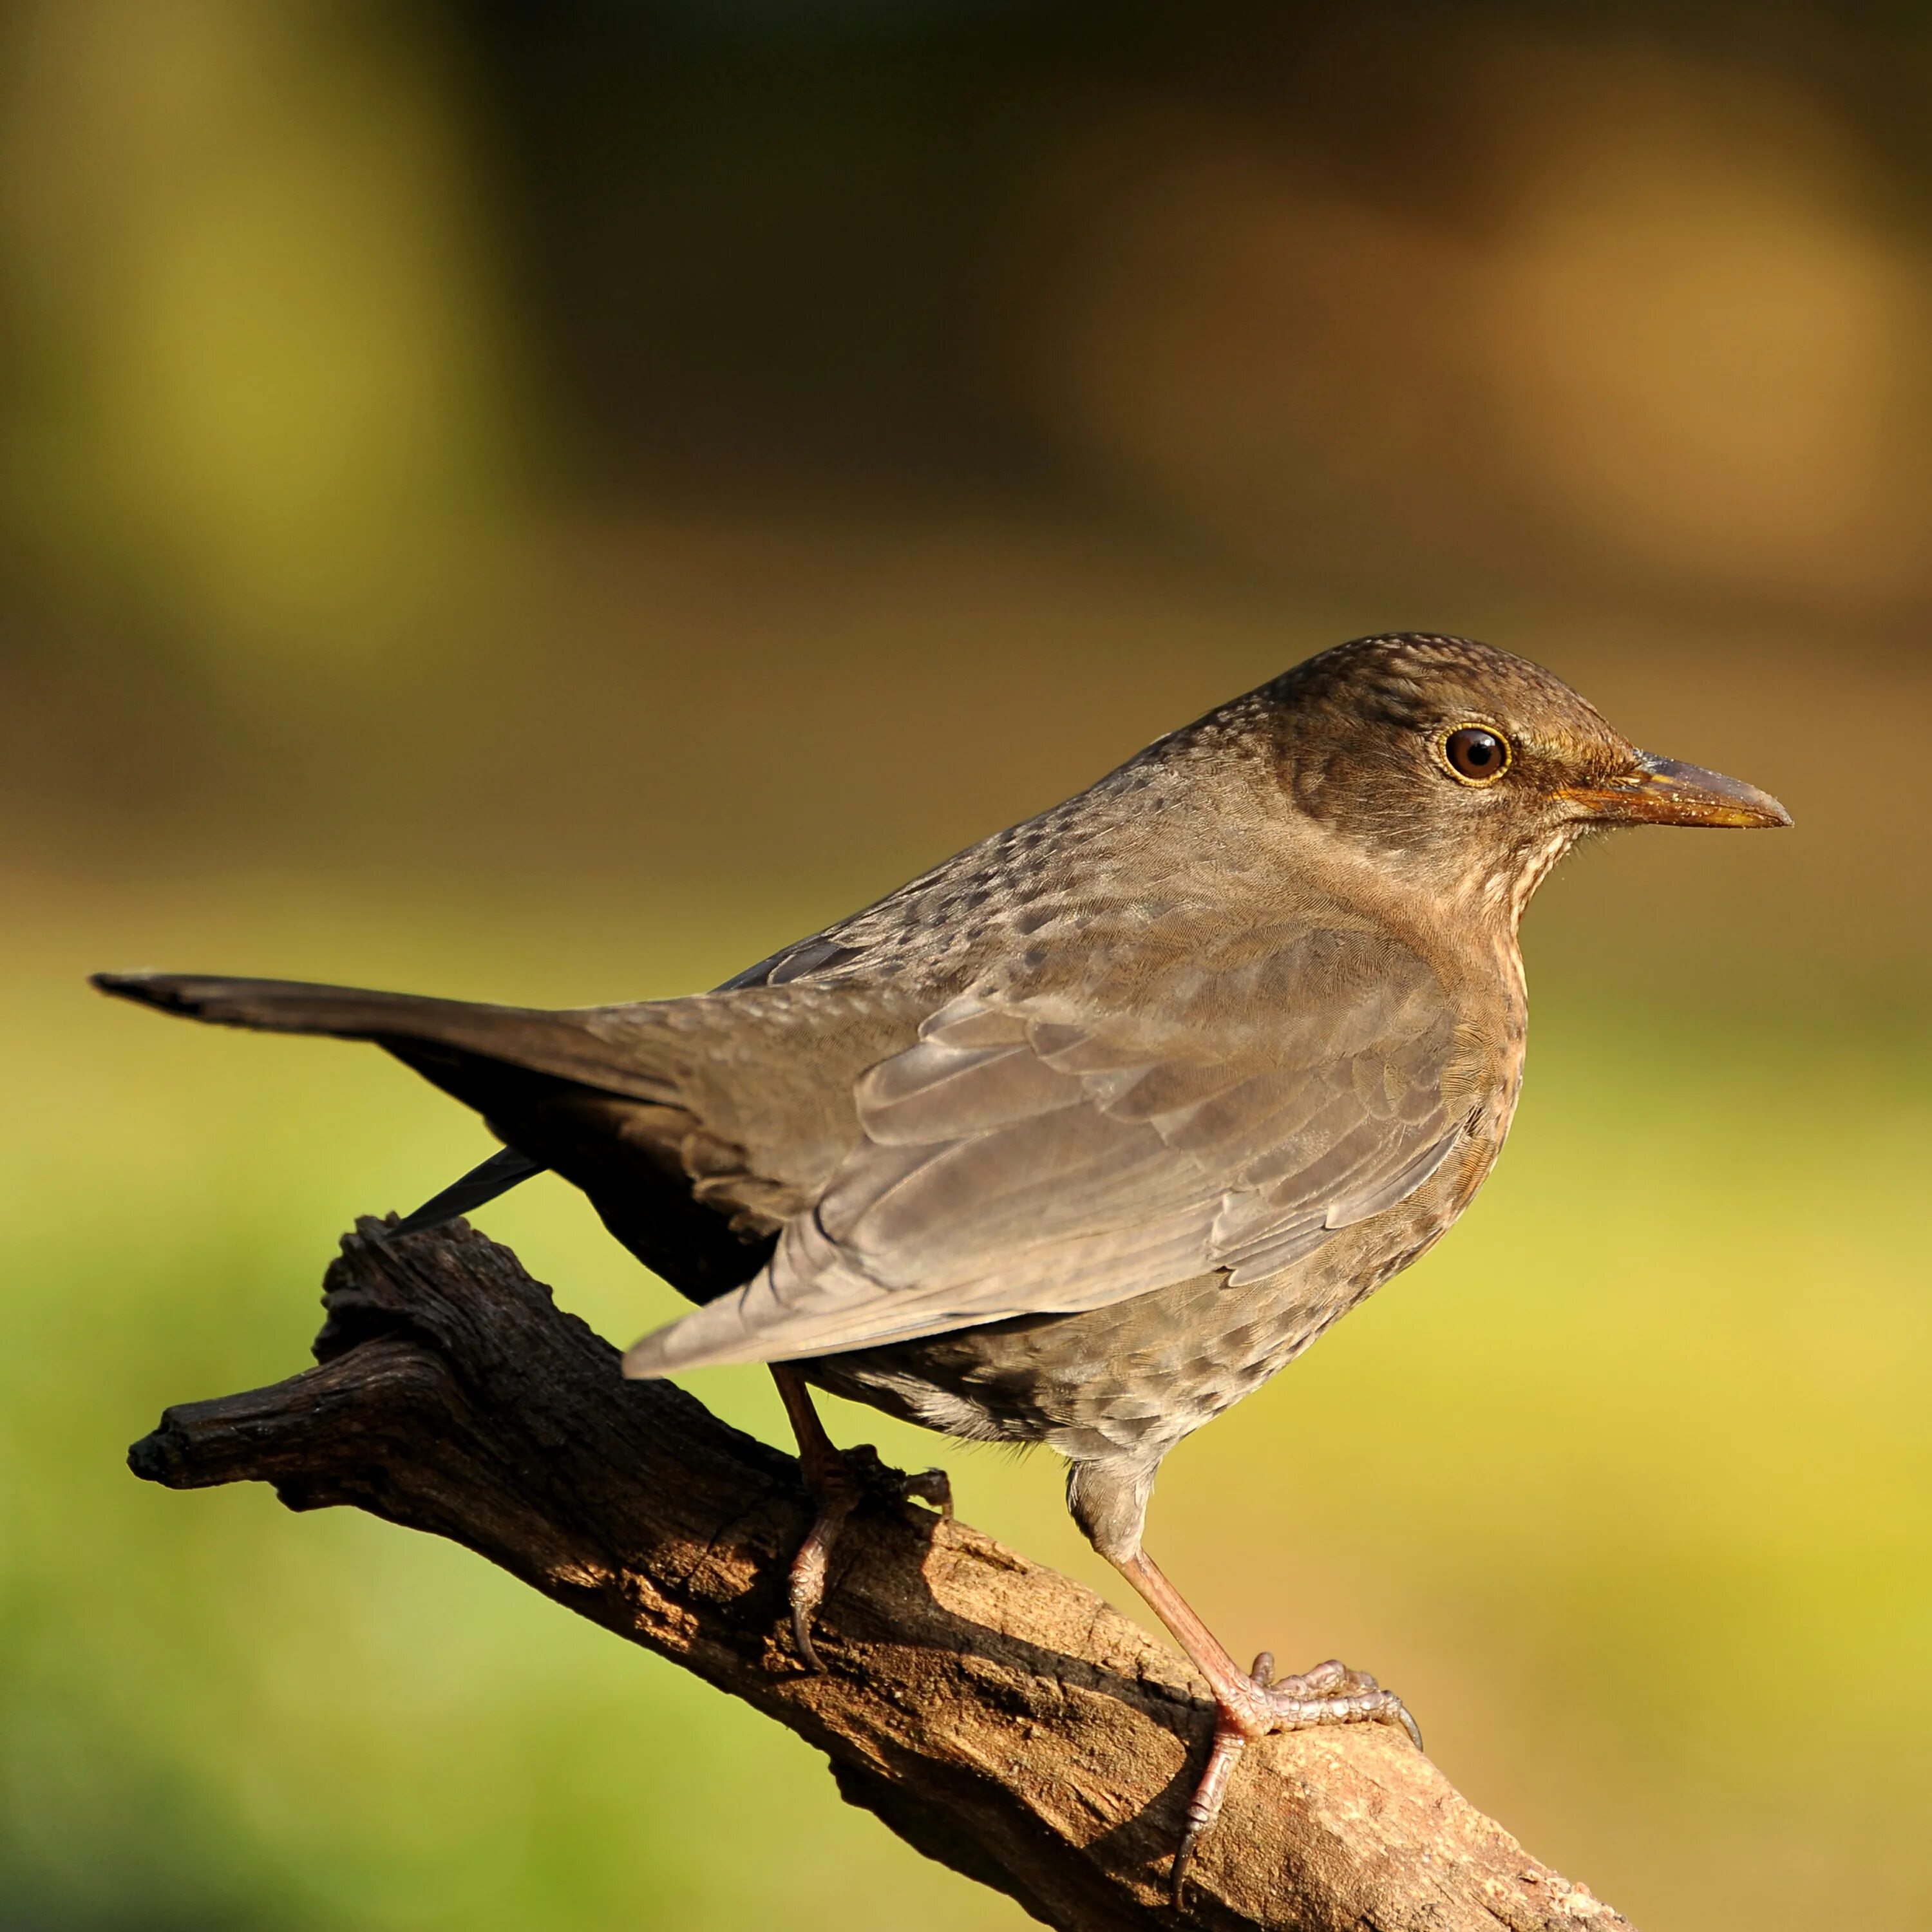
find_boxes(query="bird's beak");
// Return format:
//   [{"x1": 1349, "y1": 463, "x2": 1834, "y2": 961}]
[{"x1": 1558, "y1": 752, "x2": 1792, "y2": 829}]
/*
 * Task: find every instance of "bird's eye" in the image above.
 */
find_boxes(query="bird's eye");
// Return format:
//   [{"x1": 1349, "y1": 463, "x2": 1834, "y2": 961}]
[{"x1": 1442, "y1": 726, "x2": 1511, "y2": 785}]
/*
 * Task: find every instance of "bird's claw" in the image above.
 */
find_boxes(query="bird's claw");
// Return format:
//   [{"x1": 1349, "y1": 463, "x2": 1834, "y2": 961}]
[
  {"x1": 1171, "y1": 1654, "x2": 1422, "y2": 1909},
  {"x1": 786, "y1": 1445, "x2": 951, "y2": 1672},
  {"x1": 1249, "y1": 1655, "x2": 1423, "y2": 1750}
]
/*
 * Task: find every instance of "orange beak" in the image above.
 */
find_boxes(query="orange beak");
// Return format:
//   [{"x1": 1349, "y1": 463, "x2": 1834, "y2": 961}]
[{"x1": 1558, "y1": 753, "x2": 1791, "y2": 829}]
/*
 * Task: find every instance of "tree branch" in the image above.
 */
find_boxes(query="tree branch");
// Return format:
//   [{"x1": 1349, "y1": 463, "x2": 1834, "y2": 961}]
[{"x1": 128, "y1": 1219, "x2": 1632, "y2": 1932}]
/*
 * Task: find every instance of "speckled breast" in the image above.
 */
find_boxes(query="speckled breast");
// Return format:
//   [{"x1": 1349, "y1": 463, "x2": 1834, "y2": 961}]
[{"x1": 804, "y1": 1117, "x2": 1502, "y2": 1468}]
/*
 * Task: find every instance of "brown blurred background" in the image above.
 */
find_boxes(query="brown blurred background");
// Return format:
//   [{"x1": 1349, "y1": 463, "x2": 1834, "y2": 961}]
[
  {"x1": 3, "y1": 5, "x2": 1929, "y2": 1930},
  {"x1": 3, "y1": 0, "x2": 1928, "y2": 974}
]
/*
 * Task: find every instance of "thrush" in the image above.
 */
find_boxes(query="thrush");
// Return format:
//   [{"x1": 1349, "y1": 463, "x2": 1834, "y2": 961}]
[{"x1": 95, "y1": 633, "x2": 1788, "y2": 1899}]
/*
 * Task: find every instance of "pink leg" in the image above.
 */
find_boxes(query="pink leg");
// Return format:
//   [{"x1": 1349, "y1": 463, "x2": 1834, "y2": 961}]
[{"x1": 1112, "y1": 1549, "x2": 1421, "y2": 1907}]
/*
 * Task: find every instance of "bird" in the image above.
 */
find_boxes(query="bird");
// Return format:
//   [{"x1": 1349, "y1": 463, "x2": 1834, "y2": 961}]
[{"x1": 93, "y1": 632, "x2": 1788, "y2": 1900}]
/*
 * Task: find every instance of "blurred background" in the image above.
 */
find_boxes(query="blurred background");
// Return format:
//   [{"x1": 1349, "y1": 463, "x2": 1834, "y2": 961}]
[{"x1": 2, "y1": 2, "x2": 1928, "y2": 1927}]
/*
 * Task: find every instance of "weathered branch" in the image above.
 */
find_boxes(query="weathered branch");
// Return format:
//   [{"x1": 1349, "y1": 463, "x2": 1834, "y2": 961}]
[{"x1": 129, "y1": 1220, "x2": 1631, "y2": 1931}]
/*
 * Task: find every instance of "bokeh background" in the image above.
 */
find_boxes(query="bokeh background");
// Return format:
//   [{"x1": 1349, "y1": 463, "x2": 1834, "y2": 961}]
[{"x1": 3, "y1": 3, "x2": 1929, "y2": 1927}]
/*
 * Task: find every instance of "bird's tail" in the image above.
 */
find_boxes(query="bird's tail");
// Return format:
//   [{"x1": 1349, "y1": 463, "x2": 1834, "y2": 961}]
[
  {"x1": 91, "y1": 971, "x2": 786, "y2": 1303},
  {"x1": 90, "y1": 971, "x2": 676, "y2": 1108}
]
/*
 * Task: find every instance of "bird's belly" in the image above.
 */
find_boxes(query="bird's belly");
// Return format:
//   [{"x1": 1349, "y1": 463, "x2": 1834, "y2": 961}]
[{"x1": 804, "y1": 1178, "x2": 1466, "y2": 1462}]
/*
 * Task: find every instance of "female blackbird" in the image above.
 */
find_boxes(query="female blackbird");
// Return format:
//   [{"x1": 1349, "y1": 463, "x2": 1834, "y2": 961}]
[{"x1": 95, "y1": 634, "x2": 1788, "y2": 1897}]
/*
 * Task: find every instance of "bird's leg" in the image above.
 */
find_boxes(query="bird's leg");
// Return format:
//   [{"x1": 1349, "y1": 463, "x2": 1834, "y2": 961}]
[
  {"x1": 1112, "y1": 1549, "x2": 1423, "y2": 1906},
  {"x1": 1066, "y1": 1458, "x2": 1417, "y2": 1908},
  {"x1": 768, "y1": 1365, "x2": 952, "y2": 1672},
  {"x1": 770, "y1": 1365, "x2": 858, "y2": 1671}
]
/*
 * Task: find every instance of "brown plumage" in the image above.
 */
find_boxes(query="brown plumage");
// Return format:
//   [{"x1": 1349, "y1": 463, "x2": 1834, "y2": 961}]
[{"x1": 93, "y1": 632, "x2": 1788, "y2": 1897}]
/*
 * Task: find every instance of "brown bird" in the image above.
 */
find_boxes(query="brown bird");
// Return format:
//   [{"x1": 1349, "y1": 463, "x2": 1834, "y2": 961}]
[{"x1": 93, "y1": 634, "x2": 1788, "y2": 1899}]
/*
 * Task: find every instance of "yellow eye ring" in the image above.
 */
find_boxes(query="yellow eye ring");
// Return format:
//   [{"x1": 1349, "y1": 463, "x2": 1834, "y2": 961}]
[{"x1": 1441, "y1": 725, "x2": 1511, "y2": 785}]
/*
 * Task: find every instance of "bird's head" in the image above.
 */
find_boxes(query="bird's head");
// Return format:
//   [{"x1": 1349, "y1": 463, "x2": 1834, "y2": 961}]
[{"x1": 1245, "y1": 633, "x2": 1789, "y2": 920}]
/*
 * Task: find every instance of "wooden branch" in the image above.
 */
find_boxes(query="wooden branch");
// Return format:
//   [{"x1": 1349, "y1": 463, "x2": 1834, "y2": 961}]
[{"x1": 129, "y1": 1220, "x2": 1633, "y2": 1932}]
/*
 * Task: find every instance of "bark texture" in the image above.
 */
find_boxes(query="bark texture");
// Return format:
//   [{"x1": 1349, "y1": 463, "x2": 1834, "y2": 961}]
[{"x1": 128, "y1": 1218, "x2": 1632, "y2": 1932}]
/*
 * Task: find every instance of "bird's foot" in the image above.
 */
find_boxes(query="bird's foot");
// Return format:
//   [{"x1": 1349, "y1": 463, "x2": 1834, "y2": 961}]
[
  {"x1": 787, "y1": 1441, "x2": 952, "y2": 1672},
  {"x1": 1171, "y1": 1654, "x2": 1422, "y2": 1908}
]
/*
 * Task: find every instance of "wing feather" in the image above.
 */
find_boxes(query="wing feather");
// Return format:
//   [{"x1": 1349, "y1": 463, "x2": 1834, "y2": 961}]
[{"x1": 623, "y1": 930, "x2": 1467, "y2": 1374}]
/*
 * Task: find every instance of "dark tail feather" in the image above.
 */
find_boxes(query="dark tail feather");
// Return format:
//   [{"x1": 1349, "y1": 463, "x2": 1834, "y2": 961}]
[
  {"x1": 390, "y1": 1147, "x2": 548, "y2": 1237},
  {"x1": 93, "y1": 971, "x2": 766, "y2": 1298},
  {"x1": 92, "y1": 971, "x2": 521, "y2": 1041},
  {"x1": 90, "y1": 971, "x2": 674, "y2": 1106}
]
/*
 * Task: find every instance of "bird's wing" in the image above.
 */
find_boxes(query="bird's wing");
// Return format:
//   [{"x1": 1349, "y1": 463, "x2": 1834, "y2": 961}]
[{"x1": 623, "y1": 929, "x2": 1468, "y2": 1372}]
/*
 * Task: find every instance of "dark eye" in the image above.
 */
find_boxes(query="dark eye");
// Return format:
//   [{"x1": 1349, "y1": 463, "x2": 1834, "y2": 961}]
[{"x1": 1443, "y1": 726, "x2": 1511, "y2": 784}]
